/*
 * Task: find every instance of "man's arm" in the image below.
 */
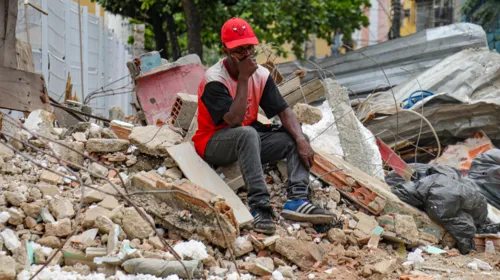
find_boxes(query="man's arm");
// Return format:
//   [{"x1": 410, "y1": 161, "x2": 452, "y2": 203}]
[
  {"x1": 223, "y1": 57, "x2": 258, "y2": 127},
  {"x1": 279, "y1": 108, "x2": 315, "y2": 169},
  {"x1": 259, "y1": 75, "x2": 315, "y2": 169}
]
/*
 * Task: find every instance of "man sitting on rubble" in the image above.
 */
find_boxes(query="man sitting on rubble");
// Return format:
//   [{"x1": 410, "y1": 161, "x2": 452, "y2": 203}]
[{"x1": 192, "y1": 18, "x2": 334, "y2": 234}]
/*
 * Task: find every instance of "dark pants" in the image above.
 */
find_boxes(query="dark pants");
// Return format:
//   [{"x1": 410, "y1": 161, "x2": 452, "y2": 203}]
[{"x1": 204, "y1": 126, "x2": 310, "y2": 208}]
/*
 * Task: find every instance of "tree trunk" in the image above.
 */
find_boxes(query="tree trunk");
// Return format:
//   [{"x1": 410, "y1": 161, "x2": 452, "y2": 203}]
[
  {"x1": 166, "y1": 12, "x2": 181, "y2": 60},
  {"x1": 151, "y1": 12, "x2": 169, "y2": 59},
  {"x1": 181, "y1": 0, "x2": 203, "y2": 61}
]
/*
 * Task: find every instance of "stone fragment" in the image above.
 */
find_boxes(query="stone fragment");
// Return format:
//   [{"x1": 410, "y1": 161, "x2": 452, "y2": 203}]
[
  {"x1": 72, "y1": 132, "x2": 87, "y2": 142},
  {"x1": 248, "y1": 263, "x2": 273, "y2": 276},
  {"x1": 83, "y1": 189, "x2": 105, "y2": 204},
  {"x1": 164, "y1": 167, "x2": 183, "y2": 180},
  {"x1": 292, "y1": 103, "x2": 323, "y2": 125},
  {"x1": 101, "y1": 128, "x2": 119, "y2": 139},
  {"x1": 278, "y1": 266, "x2": 294, "y2": 279},
  {"x1": 94, "y1": 215, "x2": 114, "y2": 234},
  {"x1": 355, "y1": 212, "x2": 379, "y2": 237},
  {"x1": 209, "y1": 267, "x2": 228, "y2": 278},
  {"x1": 275, "y1": 238, "x2": 319, "y2": 270},
  {"x1": 83, "y1": 206, "x2": 111, "y2": 228},
  {"x1": 121, "y1": 207, "x2": 155, "y2": 239},
  {"x1": 25, "y1": 217, "x2": 37, "y2": 229},
  {"x1": 86, "y1": 139, "x2": 129, "y2": 153},
  {"x1": 1, "y1": 229, "x2": 21, "y2": 251},
  {"x1": 109, "y1": 106, "x2": 125, "y2": 121},
  {"x1": 329, "y1": 188, "x2": 341, "y2": 203},
  {"x1": 148, "y1": 236, "x2": 163, "y2": 250},
  {"x1": 49, "y1": 141, "x2": 85, "y2": 170},
  {"x1": 233, "y1": 239, "x2": 254, "y2": 257},
  {"x1": 45, "y1": 218, "x2": 72, "y2": 237},
  {"x1": 98, "y1": 196, "x2": 120, "y2": 210},
  {"x1": 37, "y1": 183, "x2": 60, "y2": 197},
  {"x1": 128, "y1": 126, "x2": 183, "y2": 156},
  {"x1": 0, "y1": 255, "x2": 16, "y2": 280},
  {"x1": 23, "y1": 109, "x2": 57, "y2": 139},
  {"x1": 21, "y1": 201, "x2": 45, "y2": 218},
  {"x1": 4, "y1": 191, "x2": 26, "y2": 207},
  {"x1": 49, "y1": 199, "x2": 75, "y2": 220},
  {"x1": 36, "y1": 236, "x2": 61, "y2": 249},
  {"x1": 372, "y1": 258, "x2": 397, "y2": 275},
  {"x1": 394, "y1": 214, "x2": 419, "y2": 244},
  {"x1": 39, "y1": 170, "x2": 63, "y2": 185},
  {"x1": 377, "y1": 214, "x2": 395, "y2": 232},
  {"x1": 8, "y1": 208, "x2": 25, "y2": 226},
  {"x1": 40, "y1": 208, "x2": 56, "y2": 223},
  {"x1": 89, "y1": 162, "x2": 108, "y2": 178},
  {"x1": 327, "y1": 228, "x2": 347, "y2": 245},
  {"x1": 0, "y1": 141, "x2": 15, "y2": 161}
]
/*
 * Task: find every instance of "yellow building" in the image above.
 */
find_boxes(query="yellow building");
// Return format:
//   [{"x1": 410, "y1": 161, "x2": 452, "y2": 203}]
[
  {"x1": 73, "y1": 0, "x2": 104, "y2": 18},
  {"x1": 400, "y1": 0, "x2": 417, "y2": 37}
]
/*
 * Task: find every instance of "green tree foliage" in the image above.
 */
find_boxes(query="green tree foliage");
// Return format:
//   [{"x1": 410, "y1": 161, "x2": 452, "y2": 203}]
[
  {"x1": 95, "y1": 0, "x2": 370, "y2": 62},
  {"x1": 462, "y1": 0, "x2": 500, "y2": 32}
]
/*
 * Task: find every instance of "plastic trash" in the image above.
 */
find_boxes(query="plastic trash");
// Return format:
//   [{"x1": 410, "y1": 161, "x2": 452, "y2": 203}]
[
  {"x1": 405, "y1": 248, "x2": 425, "y2": 270},
  {"x1": 467, "y1": 258, "x2": 492, "y2": 271},
  {"x1": 467, "y1": 149, "x2": 500, "y2": 209},
  {"x1": 387, "y1": 164, "x2": 488, "y2": 254}
]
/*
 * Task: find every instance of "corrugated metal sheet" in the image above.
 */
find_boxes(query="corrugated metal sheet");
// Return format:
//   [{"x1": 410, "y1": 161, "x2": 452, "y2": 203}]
[{"x1": 277, "y1": 23, "x2": 488, "y2": 95}]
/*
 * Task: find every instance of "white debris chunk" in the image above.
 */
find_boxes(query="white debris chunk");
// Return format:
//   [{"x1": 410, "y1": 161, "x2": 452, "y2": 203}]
[
  {"x1": 468, "y1": 258, "x2": 493, "y2": 271},
  {"x1": 272, "y1": 270, "x2": 285, "y2": 280},
  {"x1": 1, "y1": 229, "x2": 21, "y2": 251},
  {"x1": 172, "y1": 240, "x2": 208, "y2": 260},
  {"x1": 0, "y1": 211, "x2": 10, "y2": 224}
]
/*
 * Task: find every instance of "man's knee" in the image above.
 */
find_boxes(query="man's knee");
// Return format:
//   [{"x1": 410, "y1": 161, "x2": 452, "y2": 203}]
[{"x1": 235, "y1": 126, "x2": 260, "y2": 147}]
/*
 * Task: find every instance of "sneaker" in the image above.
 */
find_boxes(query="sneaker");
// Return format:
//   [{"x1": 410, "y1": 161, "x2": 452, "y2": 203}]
[
  {"x1": 251, "y1": 205, "x2": 276, "y2": 235},
  {"x1": 281, "y1": 199, "x2": 335, "y2": 224}
]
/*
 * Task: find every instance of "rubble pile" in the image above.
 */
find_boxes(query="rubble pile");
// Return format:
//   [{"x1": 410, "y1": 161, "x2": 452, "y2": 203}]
[{"x1": 0, "y1": 108, "x2": 499, "y2": 280}]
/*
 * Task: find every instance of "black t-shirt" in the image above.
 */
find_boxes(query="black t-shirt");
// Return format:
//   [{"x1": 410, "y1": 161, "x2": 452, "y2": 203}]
[{"x1": 200, "y1": 75, "x2": 288, "y2": 126}]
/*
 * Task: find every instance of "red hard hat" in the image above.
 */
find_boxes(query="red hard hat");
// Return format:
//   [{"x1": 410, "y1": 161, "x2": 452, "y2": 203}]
[{"x1": 221, "y1": 17, "x2": 259, "y2": 49}]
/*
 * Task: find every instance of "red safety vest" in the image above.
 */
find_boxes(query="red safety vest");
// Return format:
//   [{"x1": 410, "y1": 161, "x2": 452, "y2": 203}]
[{"x1": 193, "y1": 59, "x2": 270, "y2": 158}]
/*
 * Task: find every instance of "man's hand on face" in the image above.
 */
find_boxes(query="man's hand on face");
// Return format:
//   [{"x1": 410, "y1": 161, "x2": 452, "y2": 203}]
[
  {"x1": 296, "y1": 138, "x2": 315, "y2": 170},
  {"x1": 236, "y1": 56, "x2": 258, "y2": 80}
]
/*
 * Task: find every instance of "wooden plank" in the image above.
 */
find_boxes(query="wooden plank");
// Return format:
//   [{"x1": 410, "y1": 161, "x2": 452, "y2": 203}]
[
  {"x1": 283, "y1": 79, "x2": 325, "y2": 106},
  {"x1": 0, "y1": 65, "x2": 49, "y2": 112},
  {"x1": 167, "y1": 142, "x2": 254, "y2": 227},
  {"x1": 16, "y1": 40, "x2": 35, "y2": 72},
  {"x1": 0, "y1": 0, "x2": 18, "y2": 68},
  {"x1": 277, "y1": 76, "x2": 301, "y2": 97}
]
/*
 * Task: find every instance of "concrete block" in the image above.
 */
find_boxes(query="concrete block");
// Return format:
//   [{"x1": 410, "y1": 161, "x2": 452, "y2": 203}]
[{"x1": 170, "y1": 93, "x2": 198, "y2": 130}]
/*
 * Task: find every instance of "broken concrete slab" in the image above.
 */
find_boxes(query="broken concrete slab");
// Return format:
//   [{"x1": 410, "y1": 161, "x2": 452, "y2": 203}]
[
  {"x1": 323, "y1": 78, "x2": 383, "y2": 179},
  {"x1": 217, "y1": 163, "x2": 245, "y2": 191},
  {"x1": 49, "y1": 141, "x2": 85, "y2": 170},
  {"x1": 292, "y1": 103, "x2": 323, "y2": 125},
  {"x1": 132, "y1": 171, "x2": 238, "y2": 248},
  {"x1": 312, "y1": 149, "x2": 444, "y2": 241},
  {"x1": 275, "y1": 238, "x2": 321, "y2": 270},
  {"x1": 167, "y1": 142, "x2": 253, "y2": 227},
  {"x1": 86, "y1": 139, "x2": 130, "y2": 153},
  {"x1": 128, "y1": 125, "x2": 183, "y2": 156}
]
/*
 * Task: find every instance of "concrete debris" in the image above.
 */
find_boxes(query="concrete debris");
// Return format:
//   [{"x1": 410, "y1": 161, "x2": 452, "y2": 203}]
[
  {"x1": 128, "y1": 125, "x2": 183, "y2": 156},
  {"x1": 49, "y1": 198, "x2": 75, "y2": 220},
  {"x1": 163, "y1": 167, "x2": 182, "y2": 180},
  {"x1": 120, "y1": 207, "x2": 155, "y2": 239},
  {"x1": 292, "y1": 103, "x2": 323, "y2": 125},
  {"x1": 86, "y1": 139, "x2": 130, "y2": 153},
  {"x1": 39, "y1": 170, "x2": 63, "y2": 185},
  {"x1": 109, "y1": 106, "x2": 126, "y2": 121},
  {"x1": 394, "y1": 214, "x2": 420, "y2": 244},
  {"x1": 0, "y1": 255, "x2": 16, "y2": 280},
  {"x1": 50, "y1": 141, "x2": 85, "y2": 170},
  {"x1": 88, "y1": 162, "x2": 109, "y2": 178},
  {"x1": 83, "y1": 206, "x2": 111, "y2": 228},
  {"x1": 45, "y1": 218, "x2": 72, "y2": 237}
]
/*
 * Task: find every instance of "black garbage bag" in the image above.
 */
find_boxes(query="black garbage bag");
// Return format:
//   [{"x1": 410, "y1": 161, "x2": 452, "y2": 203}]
[
  {"x1": 467, "y1": 149, "x2": 500, "y2": 209},
  {"x1": 386, "y1": 164, "x2": 488, "y2": 254}
]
